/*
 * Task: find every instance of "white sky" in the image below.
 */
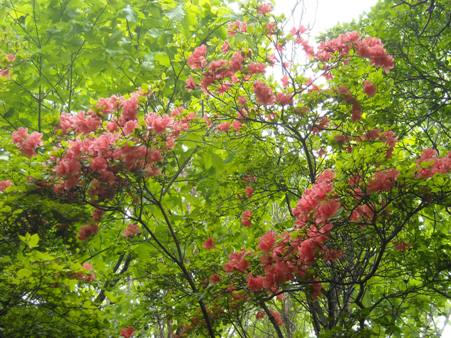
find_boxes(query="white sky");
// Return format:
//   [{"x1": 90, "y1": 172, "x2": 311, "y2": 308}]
[{"x1": 274, "y1": 0, "x2": 379, "y2": 39}]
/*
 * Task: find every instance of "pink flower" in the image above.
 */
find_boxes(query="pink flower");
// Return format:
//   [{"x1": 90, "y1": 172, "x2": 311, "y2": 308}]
[
  {"x1": 120, "y1": 327, "x2": 135, "y2": 338},
  {"x1": 315, "y1": 199, "x2": 341, "y2": 224},
  {"x1": 221, "y1": 41, "x2": 230, "y2": 53},
  {"x1": 5, "y1": 54, "x2": 16, "y2": 62},
  {"x1": 416, "y1": 150, "x2": 451, "y2": 178},
  {"x1": 61, "y1": 111, "x2": 101, "y2": 134},
  {"x1": 123, "y1": 223, "x2": 140, "y2": 238},
  {"x1": 298, "y1": 238, "x2": 318, "y2": 264},
  {"x1": 78, "y1": 224, "x2": 99, "y2": 241},
  {"x1": 149, "y1": 149, "x2": 162, "y2": 162},
  {"x1": 185, "y1": 76, "x2": 196, "y2": 90},
  {"x1": 123, "y1": 119, "x2": 138, "y2": 135},
  {"x1": 253, "y1": 80, "x2": 275, "y2": 105},
  {"x1": 0, "y1": 69, "x2": 10, "y2": 78},
  {"x1": 203, "y1": 237, "x2": 215, "y2": 250},
  {"x1": 217, "y1": 122, "x2": 231, "y2": 132},
  {"x1": 247, "y1": 274, "x2": 265, "y2": 291},
  {"x1": 90, "y1": 156, "x2": 108, "y2": 172},
  {"x1": 350, "y1": 204, "x2": 374, "y2": 222},
  {"x1": 224, "y1": 250, "x2": 249, "y2": 273},
  {"x1": 92, "y1": 208, "x2": 104, "y2": 222},
  {"x1": 120, "y1": 95, "x2": 139, "y2": 123},
  {"x1": 281, "y1": 74, "x2": 289, "y2": 88},
  {"x1": 106, "y1": 121, "x2": 118, "y2": 132},
  {"x1": 241, "y1": 210, "x2": 252, "y2": 227},
  {"x1": 258, "y1": 231, "x2": 276, "y2": 252},
  {"x1": 187, "y1": 44, "x2": 207, "y2": 69},
  {"x1": 317, "y1": 32, "x2": 394, "y2": 73},
  {"x1": 367, "y1": 168, "x2": 400, "y2": 193},
  {"x1": 363, "y1": 80, "x2": 376, "y2": 97},
  {"x1": 230, "y1": 51, "x2": 244, "y2": 72},
  {"x1": 248, "y1": 63, "x2": 266, "y2": 74},
  {"x1": 209, "y1": 273, "x2": 220, "y2": 284},
  {"x1": 96, "y1": 96, "x2": 118, "y2": 114},
  {"x1": 0, "y1": 180, "x2": 12, "y2": 192},
  {"x1": 75, "y1": 263, "x2": 96, "y2": 282},
  {"x1": 258, "y1": 3, "x2": 273, "y2": 15},
  {"x1": 11, "y1": 127, "x2": 42, "y2": 157},
  {"x1": 245, "y1": 186, "x2": 254, "y2": 198},
  {"x1": 266, "y1": 22, "x2": 277, "y2": 34},
  {"x1": 351, "y1": 102, "x2": 362, "y2": 121},
  {"x1": 276, "y1": 93, "x2": 293, "y2": 106},
  {"x1": 145, "y1": 113, "x2": 172, "y2": 133},
  {"x1": 232, "y1": 120, "x2": 242, "y2": 131},
  {"x1": 82, "y1": 262, "x2": 93, "y2": 271}
]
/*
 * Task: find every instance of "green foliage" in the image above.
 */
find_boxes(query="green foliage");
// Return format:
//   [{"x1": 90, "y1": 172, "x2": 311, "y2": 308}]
[{"x1": 0, "y1": 0, "x2": 449, "y2": 337}]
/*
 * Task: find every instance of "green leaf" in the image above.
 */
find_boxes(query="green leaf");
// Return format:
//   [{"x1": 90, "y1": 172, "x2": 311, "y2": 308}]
[
  {"x1": 154, "y1": 52, "x2": 171, "y2": 67},
  {"x1": 17, "y1": 268, "x2": 32, "y2": 278}
]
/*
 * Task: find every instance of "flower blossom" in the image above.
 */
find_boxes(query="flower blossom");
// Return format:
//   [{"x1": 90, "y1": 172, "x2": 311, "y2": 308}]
[
  {"x1": 0, "y1": 180, "x2": 12, "y2": 192},
  {"x1": 11, "y1": 127, "x2": 42, "y2": 157}
]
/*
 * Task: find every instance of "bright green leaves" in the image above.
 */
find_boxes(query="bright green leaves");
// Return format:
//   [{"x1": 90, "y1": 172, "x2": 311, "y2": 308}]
[
  {"x1": 19, "y1": 232, "x2": 40, "y2": 249},
  {"x1": 154, "y1": 52, "x2": 171, "y2": 67}
]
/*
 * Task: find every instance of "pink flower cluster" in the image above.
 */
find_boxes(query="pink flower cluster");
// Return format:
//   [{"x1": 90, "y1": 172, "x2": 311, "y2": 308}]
[
  {"x1": 253, "y1": 80, "x2": 275, "y2": 105},
  {"x1": 243, "y1": 224, "x2": 333, "y2": 294},
  {"x1": 241, "y1": 210, "x2": 252, "y2": 227},
  {"x1": 227, "y1": 21, "x2": 247, "y2": 36},
  {"x1": 317, "y1": 32, "x2": 394, "y2": 72},
  {"x1": 0, "y1": 180, "x2": 12, "y2": 192},
  {"x1": 50, "y1": 92, "x2": 192, "y2": 197},
  {"x1": 221, "y1": 171, "x2": 341, "y2": 298},
  {"x1": 0, "y1": 54, "x2": 15, "y2": 78},
  {"x1": 367, "y1": 168, "x2": 400, "y2": 193},
  {"x1": 248, "y1": 63, "x2": 266, "y2": 74},
  {"x1": 357, "y1": 128, "x2": 397, "y2": 158},
  {"x1": 60, "y1": 111, "x2": 101, "y2": 134},
  {"x1": 78, "y1": 224, "x2": 98, "y2": 241},
  {"x1": 120, "y1": 327, "x2": 135, "y2": 338},
  {"x1": 363, "y1": 80, "x2": 376, "y2": 97},
  {"x1": 350, "y1": 204, "x2": 374, "y2": 223},
  {"x1": 203, "y1": 237, "x2": 215, "y2": 250},
  {"x1": 416, "y1": 148, "x2": 451, "y2": 178},
  {"x1": 257, "y1": 3, "x2": 273, "y2": 15},
  {"x1": 187, "y1": 44, "x2": 207, "y2": 69},
  {"x1": 293, "y1": 170, "x2": 340, "y2": 227},
  {"x1": 224, "y1": 250, "x2": 249, "y2": 273},
  {"x1": 11, "y1": 127, "x2": 42, "y2": 157},
  {"x1": 75, "y1": 262, "x2": 96, "y2": 282},
  {"x1": 123, "y1": 223, "x2": 140, "y2": 238}
]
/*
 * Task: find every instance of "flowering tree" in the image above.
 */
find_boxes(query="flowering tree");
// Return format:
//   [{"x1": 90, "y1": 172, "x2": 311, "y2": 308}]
[{"x1": 0, "y1": 1, "x2": 450, "y2": 337}]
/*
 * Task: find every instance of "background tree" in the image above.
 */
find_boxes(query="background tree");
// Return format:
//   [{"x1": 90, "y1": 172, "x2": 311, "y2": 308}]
[{"x1": 0, "y1": 1, "x2": 449, "y2": 337}]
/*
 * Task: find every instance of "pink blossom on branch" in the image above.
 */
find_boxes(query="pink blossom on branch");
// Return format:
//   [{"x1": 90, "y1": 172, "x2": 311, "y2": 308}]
[
  {"x1": 257, "y1": 3, "x2": 273, "y2": 15},
  {"x1": 123, "y1": 223, "x2": 140, "y2": 238},
  {"x1": 367, "y1": 168, "x2": 400, "y2": 193},
  {"x1": 78, "y1": 224, "x2": 99, "y2": 241},
  {"x1": 0, "y1": 180, "x2": 12, "y2": 192},
  {"x1": 363, "y1": 80, "x2": 377, "y2": 97},
  {"x1": 241, "y1": 210, "x2": 252, "y2": 227},
  {"x1": 187, "y1": 44, "x2": 207, "y2": 69},
  {"x1": 253, "y1": 80, "x2": 275, "y2": 105},
  {"x1": 11, "y1": 127, "x2": 42, "y2": 157},
  {"x1": 203, "y1": 237, "x2": 215, "y2": 250},
  {"x1": 120, "y1": 327, "x2": 135, "y2": 338}
]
